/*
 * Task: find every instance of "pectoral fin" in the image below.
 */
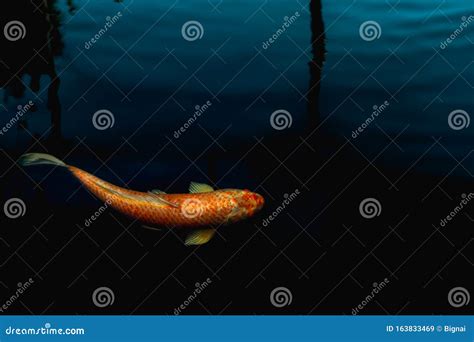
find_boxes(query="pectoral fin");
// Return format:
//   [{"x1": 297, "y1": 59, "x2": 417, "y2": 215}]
[
  {"x1": 189, "y1": 182, "x2": 214, "y2": 193},
  {"x1": 226, "y1": 206, "x2": 240, "y2": 224},
  {"x1": 185, "y1": 229, "x2": 216, "y2": 246}
]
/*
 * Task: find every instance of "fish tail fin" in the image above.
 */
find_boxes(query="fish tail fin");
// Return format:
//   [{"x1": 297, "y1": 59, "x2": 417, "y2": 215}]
[{"x1": 18, "y1": 153, "x2": 67, "y2": 168}]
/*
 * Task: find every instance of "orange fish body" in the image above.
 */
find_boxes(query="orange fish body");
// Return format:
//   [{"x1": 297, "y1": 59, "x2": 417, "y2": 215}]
[
  {"x1": 19, "y1": 153, "x2": 265, "y2": 245},
  {"x1": 69, "y1": 166, "x2": 263, "y2": 227}
]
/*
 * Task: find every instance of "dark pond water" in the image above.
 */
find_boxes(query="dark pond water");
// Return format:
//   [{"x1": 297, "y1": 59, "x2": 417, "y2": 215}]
[
  {"x1": 0, "y1": 0, "x2": 472, "y2": 314},
  {"x1": 1, "y1": 1, "x2": 473, "y2": 177}
]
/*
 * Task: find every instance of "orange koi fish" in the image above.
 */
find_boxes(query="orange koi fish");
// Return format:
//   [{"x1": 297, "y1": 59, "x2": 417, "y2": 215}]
[{"x1": 19, "y1": 153, "x2": 264, "y2": 245}]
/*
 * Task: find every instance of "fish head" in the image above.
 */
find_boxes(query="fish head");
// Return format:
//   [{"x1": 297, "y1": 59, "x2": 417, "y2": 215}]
[{"x1": 225, "y1": 189, "x2": 264, "y2": 222}]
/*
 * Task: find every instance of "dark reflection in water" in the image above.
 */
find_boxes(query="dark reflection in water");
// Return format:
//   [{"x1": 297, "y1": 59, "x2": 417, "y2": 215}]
[
  {"x1": 0, "y1": 0, "x2": 64, "y2": 145},
  {"x1": 308, "y1": 0, "x2": 325, "y2": 130}
]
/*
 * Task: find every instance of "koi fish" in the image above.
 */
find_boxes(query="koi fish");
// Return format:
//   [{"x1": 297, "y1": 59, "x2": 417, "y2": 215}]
[{"x1": 19, "y1": 153, "x2": 264, "y2": 246}]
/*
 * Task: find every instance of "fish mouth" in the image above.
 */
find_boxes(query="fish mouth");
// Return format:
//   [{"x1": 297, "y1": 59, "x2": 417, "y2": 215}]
[
  {"x1": 254, "y1": 193, "x2": 265, "y2": 212},
  {"x1": 238, "y1": 191, "x2": 265, "y2": 216}
]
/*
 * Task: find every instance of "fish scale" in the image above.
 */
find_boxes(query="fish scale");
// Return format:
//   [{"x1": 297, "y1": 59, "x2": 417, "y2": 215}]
[{"x1": 69, "y1": 166, "x2": 236, "y2": 227}]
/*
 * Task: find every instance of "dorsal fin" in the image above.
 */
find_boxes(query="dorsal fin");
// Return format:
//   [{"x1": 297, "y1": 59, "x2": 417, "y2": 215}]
[{"x1": 189, "y1": 182, "x2": 214, "y2": 193}]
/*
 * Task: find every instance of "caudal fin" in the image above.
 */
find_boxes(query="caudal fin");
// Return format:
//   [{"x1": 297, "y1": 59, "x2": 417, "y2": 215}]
[{"x1": 18, "y1": 153, "x2": 67, "y2": 167}]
